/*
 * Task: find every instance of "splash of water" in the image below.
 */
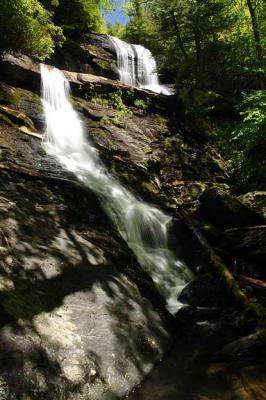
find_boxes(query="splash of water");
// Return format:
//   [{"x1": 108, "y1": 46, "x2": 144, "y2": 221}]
[
  {"x1": 41, "y1": 65, "x2": 192, "y2": 313},
  {"x1": 109, "y1": 36, "x2": 171, "y2": 96}
]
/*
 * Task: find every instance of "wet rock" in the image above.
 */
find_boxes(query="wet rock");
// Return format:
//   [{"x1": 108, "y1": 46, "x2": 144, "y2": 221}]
[
  {"x1": 0, "y1": 82, "x2": 43, "y2": 129},
  {"x1": 178, "y1": 276, "x2": 228, "y2": 308},
  {"x1": 176, "y1": 305, "x2": 221, "y2": 322},
  {"x1": 217, "y1": 330, "x2": 266, "y2": 360},
  {"x1": 222, "y1": 226, "x2": 266, "y2": 263},
  {"x1": 238, "y1": 192, "x2": 266, "y2": 219},
  {"x1": 50, "y1": 37, "x2": 119, "y2": 80},
  {"x1": 0, "y1": 125, "x2": 172, "y2": 399},
  {"x1": 86, "y1": 33, "x2": 117, "y2": 57},
  {"x1": 0, "y1": 53, "x2": 164, "y2": 111},
  {"x1": 199, "y1": 188, "x2": 264, "y2": 228}
]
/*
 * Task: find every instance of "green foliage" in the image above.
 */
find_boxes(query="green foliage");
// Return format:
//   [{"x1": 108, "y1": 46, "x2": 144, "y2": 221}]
[
  {"x1": 106, "y1": 21, "x2": 126, "y2": 38},
  {"x1": 107, "y1": 90, "x2": 131, "y2": 124},
  {"x1": 0, "y1": 0, "x2": 64, "y2": 60},
  {"x1": 134, "y1": 98, "x2": 148, "y2": 112},
  {"x1": 221, "y1": 90, "x2": 266, "y2": 188},
  {"x1": 123, "y1": 0, "x2": 155, "y2": 46},
  {"x1": 88, "y1": 90, "x2": 131, "y2": 125},
  {"x1": 51, "y1": 0, "x2": 114, "y2": 38},
  {"x1": 122, "y1": 0, "x2": 266, "y2": 90}
]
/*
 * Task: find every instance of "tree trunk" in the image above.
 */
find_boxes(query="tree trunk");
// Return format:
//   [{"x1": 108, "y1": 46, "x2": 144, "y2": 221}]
[
  {"x1": 176, "y1": 208, "x2": 248, "y2": 306},
  {"x1": 194, "y1": 27, "x2": 203, "y2": 85},
  {"x1": 246, "y1": 0, "x2": 262, "y2": 62},
  {"x1": 170, "y1": 10, "x2": 188, "y2": 60}
]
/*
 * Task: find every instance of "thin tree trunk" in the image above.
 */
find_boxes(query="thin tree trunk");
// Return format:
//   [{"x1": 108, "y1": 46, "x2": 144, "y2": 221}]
[
  {"x1": 194, "y1": 27, "x2": 202, "y2": 84},
  {"x1": 170, "y1": 10, "x2": 188, "y2": 60},
  {"x1": 176, "y1": 208, "x2": 248, "y2": 306},
  {"x1": 246, "y1": 0, "x2": 262, "y2": 62}
]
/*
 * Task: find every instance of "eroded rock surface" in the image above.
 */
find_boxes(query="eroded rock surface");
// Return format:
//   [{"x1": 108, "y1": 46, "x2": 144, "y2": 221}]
[{"x1": 0, "y1": 118, "x2": 172, "y2": 399}]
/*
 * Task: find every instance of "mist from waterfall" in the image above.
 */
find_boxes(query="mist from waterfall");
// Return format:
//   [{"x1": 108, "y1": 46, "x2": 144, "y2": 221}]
[
  {"x1": 41, "y1": 65, "x2": 192, "y2": 313},
  {"x1": 109, "y1": 36, "x2": 171, "y2": 95}
]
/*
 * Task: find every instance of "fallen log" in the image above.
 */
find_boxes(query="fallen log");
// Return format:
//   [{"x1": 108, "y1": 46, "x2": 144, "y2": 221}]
[
  {"x1": 241, "y1": 276, "x2": 266, "y2": 290},
  {"x1": 176, "y1": 207, "x2": 248, "y2": 305}
]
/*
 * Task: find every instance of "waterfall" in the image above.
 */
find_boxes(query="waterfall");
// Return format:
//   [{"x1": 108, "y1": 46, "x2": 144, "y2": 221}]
[
  {"x1": 41, "y1": 65, "x2": 192, "y2": 313},
  {"x1": 109, "y1": 36, "x2": 171, "y2": 95}
]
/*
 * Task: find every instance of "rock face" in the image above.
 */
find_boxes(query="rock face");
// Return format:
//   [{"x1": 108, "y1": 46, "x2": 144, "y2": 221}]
[
  {"x1": 238, "y1": 192, "x2": 266, "y2": 219},
  {"x1": 50, "y1": 34, "x2": 119, "y2": 80},
  {"x1": 223, "y1": 226, "x2": 266, "y2": 263},
  {"x1": 199, "y1": 188, "x2": 264, "y2": 228},
  {"x1": 0, "y1": 53, "x2": 228, "y2": 209},
  {"x1": 0, "y1": 120, "x2": 172, "y2": 399}
]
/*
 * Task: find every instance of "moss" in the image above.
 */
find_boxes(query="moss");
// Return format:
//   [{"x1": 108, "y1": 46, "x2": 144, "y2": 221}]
[
  {"x1": 141, "y1": 181, "x2": 159, "y2": 194},
  {"x1": 143, "y1": 146, "x2": 152, "y2": 155},
  {"x1": 134, "y1": 99, "x2": 149, "y2": 112},
  {"x1": 91, "y1": 128, "x2": 118, "y2": 150},
  {"x1": 153, "y1": 115, "x2": 169, "y2": 134},
  {"x1": 86, "y1": 44, "x2": 111, "y2": 61},
  {"x1": 9, "y1": 88, "x2": 25, "y2": 105},
  {"x1": 10, "y1": 88, "x2": 42, "y2": 111},
  {"x1": 0, "y1": 113, "x2": 16, "y2": 127},
  {"x1": 100, "y1": 115, "x2": 111, "y2": 125},
  {"x1": 21, "y1": 394, "x2": 32, "y2": 400},
  {"x1": 94, "y1": 58, "x2": 111, "y2": 70}
]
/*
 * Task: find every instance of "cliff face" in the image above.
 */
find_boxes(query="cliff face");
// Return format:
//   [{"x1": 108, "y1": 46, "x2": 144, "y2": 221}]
[
  {"x1": 49, "y1": 33, "x2": 119, "y2": 80},
  {"x1": 0, "y1": 51, "x2": 265, "y2": 400}
]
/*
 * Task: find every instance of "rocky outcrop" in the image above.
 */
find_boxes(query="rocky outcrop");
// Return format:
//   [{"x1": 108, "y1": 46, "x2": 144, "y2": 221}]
[
  {"x1": 238, "y1": 192, "x2": 266, "y2": 219},
  {"x1": 0, "y1": 53, "x2": 173, "y2": 114},
  {"x1": 0, "y1": 119, "x2": 173, "y2": 399},
  {"x1": 50, "y1": 34, "x2": 119, "y2": 80},
  {"x1": 0, "y1": 54, "x2": 228, "y2": 208},
  {"x1": 222, "y1": 226, "x2": 266, "y2": 263},
  {"x1": 199, "y1": 188, "x2": 265, "y2": 228}
]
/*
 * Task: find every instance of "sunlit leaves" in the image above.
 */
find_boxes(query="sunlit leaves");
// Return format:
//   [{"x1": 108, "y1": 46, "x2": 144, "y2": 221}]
[{"x1": 0, "y1": 0, "x2": 64, "y2": 60}]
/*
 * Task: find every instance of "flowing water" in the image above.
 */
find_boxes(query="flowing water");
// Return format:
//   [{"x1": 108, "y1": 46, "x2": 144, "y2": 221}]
[
  {"x1": 41, "y1": 65, "x2": 192, "y2": 313},
  {"x1": 109, "y1": 36, "x2": 171, "y2": 95}
]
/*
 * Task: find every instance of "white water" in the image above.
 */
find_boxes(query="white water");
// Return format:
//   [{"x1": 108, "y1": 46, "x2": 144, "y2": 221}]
[
  {"x1": 41, "y1": 65, "x2": 192, "y2": 313},
  {"x1": 109, "y1": 36, "x2": 171, "y2": 95}
]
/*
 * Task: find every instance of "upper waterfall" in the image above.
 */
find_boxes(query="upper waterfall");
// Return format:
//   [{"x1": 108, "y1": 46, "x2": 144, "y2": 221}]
[{"x1": 109, "y1": 36, "x2": 171, "y2": 95}]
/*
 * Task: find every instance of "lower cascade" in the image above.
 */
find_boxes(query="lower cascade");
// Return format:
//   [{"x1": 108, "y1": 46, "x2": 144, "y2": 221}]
[
  {"x1": 41, "y1": 64, "x2": 192, "y2": 314},
  {"x1": 109, "y1": 36, "x2": 171, "y2": 95}
]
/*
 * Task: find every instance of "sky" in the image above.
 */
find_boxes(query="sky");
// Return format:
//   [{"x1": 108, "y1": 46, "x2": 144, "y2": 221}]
[{"x1": 104, "y1": 0, "x2": 129, "y2": 26}]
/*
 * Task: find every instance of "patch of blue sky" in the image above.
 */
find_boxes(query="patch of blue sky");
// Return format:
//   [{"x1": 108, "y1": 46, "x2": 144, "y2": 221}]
[{"x1": 104, "y1": 0, "x2": 129, "y2": 25}]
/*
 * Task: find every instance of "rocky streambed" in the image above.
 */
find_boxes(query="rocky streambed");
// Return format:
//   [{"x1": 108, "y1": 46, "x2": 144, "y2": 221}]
[{"x1": 0, "y1": 48, "x2": 265, "y2": 400}]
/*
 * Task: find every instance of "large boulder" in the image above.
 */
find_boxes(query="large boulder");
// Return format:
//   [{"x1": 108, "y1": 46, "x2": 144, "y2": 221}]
[
  {"x1": 199, "y1": 188, "x2": 264, "y2": 228},
  {"x1": 238, "y1": 192, "x2": 266, "y2": 219},
  {"x1": 222, "y1": 226, "x2": 266, "y2": 264},
  {"x1": 178, "y1": 275, "x2": 229, "y2": 308}
]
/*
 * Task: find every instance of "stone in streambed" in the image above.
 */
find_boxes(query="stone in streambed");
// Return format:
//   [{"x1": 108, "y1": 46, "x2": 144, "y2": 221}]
[
  {"x1": 238, "y1": 191, "x2": 266, "y2": 219},
  {"x1": 199, "y1": 188, "x2": 264, "y2": 229},
  {"x1": 222, "y1": 226, "x2": 266, "y2": 263}
]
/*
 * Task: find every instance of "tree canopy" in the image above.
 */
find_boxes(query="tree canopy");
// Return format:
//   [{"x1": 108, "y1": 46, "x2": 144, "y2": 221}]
[
  {"x1": 0, "y1": 0, "x2": 64, "y2": 60},
  {"x1": 120, "y1": 0, "x2": 266, "y2": 90}
]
